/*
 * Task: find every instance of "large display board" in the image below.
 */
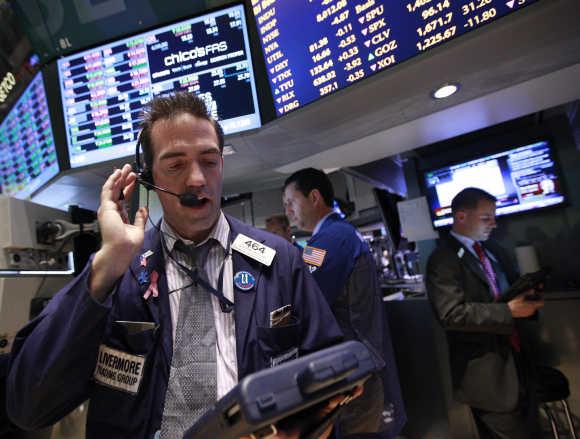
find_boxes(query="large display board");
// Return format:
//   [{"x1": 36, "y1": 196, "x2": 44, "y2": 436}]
[
  {"x1": 423, "y1": 140, "x2": 566, "y2": 228},
  {"x1": 0, "y1": 71, "x2": 59, "y2": 198},
  {"x1": 58, "y1": 4, "x2": 261, "y2": 168},
  {"x1": 251, "y1": 0, "x2": 539, "y2": 116}
]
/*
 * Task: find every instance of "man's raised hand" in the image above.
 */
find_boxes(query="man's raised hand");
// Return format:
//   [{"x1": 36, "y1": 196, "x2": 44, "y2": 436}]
[{"x1": 90, "y1": 164, "x2": 148, "y2": 301}]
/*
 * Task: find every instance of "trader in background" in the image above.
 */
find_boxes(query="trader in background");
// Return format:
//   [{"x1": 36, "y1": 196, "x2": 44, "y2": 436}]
[
  {"x1": 265, "y1": 213, "x2": 293, "y2": 243},
  {"x1": 7, "y1": 93, "x2": 343, "y2": 438},
  {"x1": 426, "y1": 187, "x2": 544, "y2": 438},
  {"x1": 282, "y1": 168, "x2": 406, "y2": 439}
]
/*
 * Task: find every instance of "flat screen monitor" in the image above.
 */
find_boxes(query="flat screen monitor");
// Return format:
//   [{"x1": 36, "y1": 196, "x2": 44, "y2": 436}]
[
  {"x1": 251, "y1": 0, "x2": 539, "y2": 116},
  {"x1": 0, "y1": 71, "x2": 59, "y2": 198},
  {"x1": 423, "y1": 140, "x2": 566, "y2": 228},
  {"x1": 58, "y1": 4, "x2": 261, "y2": 169}
]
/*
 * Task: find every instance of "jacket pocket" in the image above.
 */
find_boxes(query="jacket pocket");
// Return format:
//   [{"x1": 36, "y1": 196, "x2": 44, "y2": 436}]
[
  {"x1": 107, "y1": 320, "x2": 158, "y2": 354},
  {"x1": 88, "y1": 330, "x2": 158, "y2": 430},
  {"x1": 257, "y1": 318, "x2": 300, "y2": 366},
  {"x1": 88, "y1": 323, "x2": 158, "y2": 430}
]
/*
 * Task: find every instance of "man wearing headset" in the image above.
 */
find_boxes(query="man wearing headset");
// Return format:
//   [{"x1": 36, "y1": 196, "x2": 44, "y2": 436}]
[{"x1": 7, "y1": 92, "x2": 343, "y2": 438}]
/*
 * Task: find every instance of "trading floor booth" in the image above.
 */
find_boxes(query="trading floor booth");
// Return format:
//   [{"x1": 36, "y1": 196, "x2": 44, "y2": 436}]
[{"x1": 0, "y1": 197, "x2": 87, "y2": 439}]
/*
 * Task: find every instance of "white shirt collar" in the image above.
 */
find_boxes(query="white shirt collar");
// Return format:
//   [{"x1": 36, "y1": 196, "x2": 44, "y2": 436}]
[
  {"x1": 450, "y1": 230, "x2": 479, "y2": 259},
  {"x1": 161, "y1": 211, "x2": 230, "y2": 254},
  {"x1": 450, "y1": 230, "x2": 495, "y2": 260},
  {"x1": 450, "y1": 230, "x2": 476, "y2": 250},
  {"x1": 312, "y1": 211, "x2": 335, "y2": 236}
]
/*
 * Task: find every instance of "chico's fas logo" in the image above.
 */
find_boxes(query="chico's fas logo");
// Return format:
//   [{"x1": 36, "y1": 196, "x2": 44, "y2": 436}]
[{"x1": 163, "y1": 42, "x2": 228, "y2": 66}]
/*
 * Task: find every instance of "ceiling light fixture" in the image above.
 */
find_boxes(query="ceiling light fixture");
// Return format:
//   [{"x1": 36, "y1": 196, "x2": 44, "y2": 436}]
[
  {"x1": 223, "y1": 144, "x2": 236, "y2": 156},
  {"x1": 432, "y1": 82, "x2": 460, "y2": 99}
]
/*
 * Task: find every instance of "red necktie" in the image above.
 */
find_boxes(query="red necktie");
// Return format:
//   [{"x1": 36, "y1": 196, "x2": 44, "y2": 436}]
[
  {"x1": 472, "y1": 242, "x2": 520, "y2": 352},
  {"x1": 472, "y1": 242, "x2": 500, "y2": 299}
]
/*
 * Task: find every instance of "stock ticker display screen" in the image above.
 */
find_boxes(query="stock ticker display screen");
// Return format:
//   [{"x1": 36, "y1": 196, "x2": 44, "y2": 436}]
[
  {"x1": 58, "y1": 4, "x2": 261, "y2": 168},
  {"x1": 0, "y1": 72, "x2": 59, "y2": 198},
  {"x1": 423, "y1": 141, "x2": 566, "y2": 228},
  {"x1": 252, "y1": 0, "x2": 539, "y2": 116}
]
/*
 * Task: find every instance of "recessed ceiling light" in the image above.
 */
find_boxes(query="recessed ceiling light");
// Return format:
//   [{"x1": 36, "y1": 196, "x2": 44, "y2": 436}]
[
  {"x1": 223, "y1": 144, "x2": 236, "y2": 156},
  {"x1": 432, "y1": 82, "x2": 460, "y2": 99}
]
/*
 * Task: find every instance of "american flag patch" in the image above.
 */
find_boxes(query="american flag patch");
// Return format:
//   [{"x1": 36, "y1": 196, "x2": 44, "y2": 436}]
[{"x1": 303, "y1": 246, "x2": 327, "y2": 267}]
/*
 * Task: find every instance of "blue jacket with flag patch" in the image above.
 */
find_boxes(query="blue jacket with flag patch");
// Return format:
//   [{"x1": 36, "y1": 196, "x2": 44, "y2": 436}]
[{"x1": 305, "y1": 212, "x2": 406, "y2": 438}]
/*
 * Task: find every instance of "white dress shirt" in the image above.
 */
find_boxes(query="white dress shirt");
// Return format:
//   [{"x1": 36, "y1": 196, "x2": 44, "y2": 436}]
[
  {"x1": 161, "y1": 212, "x2": 237, "y2": 399},
  {"x1": 450, "y1": 230, "x2": 497, "y2": 262}
]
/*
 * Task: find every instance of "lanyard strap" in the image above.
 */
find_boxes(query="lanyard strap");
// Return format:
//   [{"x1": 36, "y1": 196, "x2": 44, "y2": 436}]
[{"x1": 163, "y1": 234, "x2": 235, "y2": 313}]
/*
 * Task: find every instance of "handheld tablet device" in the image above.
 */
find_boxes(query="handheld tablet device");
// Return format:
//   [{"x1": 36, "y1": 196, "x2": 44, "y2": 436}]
[
  {"x1": 500, "y1": 268, "x2": 550, "y2": 303},
  {"x1": 183, "y1": 340, "x2": 379, "y2": 439}
]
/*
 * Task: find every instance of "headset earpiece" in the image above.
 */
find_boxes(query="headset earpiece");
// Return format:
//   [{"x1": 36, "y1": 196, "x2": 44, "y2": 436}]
[
  {"x1": 134, "y1": 130, "x2": 154, "y2": 188},
  {"x1": 140, "y1": 169, "x2": 153, "y2": 186}
]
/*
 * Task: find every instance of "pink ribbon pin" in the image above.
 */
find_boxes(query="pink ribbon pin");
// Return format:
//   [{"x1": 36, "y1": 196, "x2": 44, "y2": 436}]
[{"x1": 142, "y1": 270, "x2": 159, "y2": 300}]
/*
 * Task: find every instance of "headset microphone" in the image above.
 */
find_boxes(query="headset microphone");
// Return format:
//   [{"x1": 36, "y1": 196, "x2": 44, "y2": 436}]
[{"x1": 136, "y1": 177, "x2": 205, "y2": 207}]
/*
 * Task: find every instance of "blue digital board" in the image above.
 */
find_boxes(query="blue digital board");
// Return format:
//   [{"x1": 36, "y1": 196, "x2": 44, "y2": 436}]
[
  {"x1": 251, "y1": 0, "x2": 539, "y2": 116},
  {"x1": 0, "y1": 71, "x2": 59, "y2": 198},
  {"x1": 58, "y1": 4, "x2": 261, "y2": 168}
]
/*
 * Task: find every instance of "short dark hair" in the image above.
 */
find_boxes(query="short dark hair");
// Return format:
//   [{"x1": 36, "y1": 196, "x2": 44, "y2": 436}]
[
  {"x1": 140, "y1": 92, "x2": 224, "y2": 171},
  {"x1": 265, "y1": 214, "x2": 290, "y2": 228},
  {"x1": 283, "y1": 168, "x2": 334, "y2": 207},
  {"x1": 451, "y1": 187, "x2": 497, "y2": 213}
]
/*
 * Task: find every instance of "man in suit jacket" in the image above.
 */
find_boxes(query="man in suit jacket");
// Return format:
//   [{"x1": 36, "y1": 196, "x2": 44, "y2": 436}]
[
  {"x1": 7, "y1": 92, "x2": 343, "y2": 439},
  {"x1": 426, "y1": 187, "x2": 544, "y2": 439}
]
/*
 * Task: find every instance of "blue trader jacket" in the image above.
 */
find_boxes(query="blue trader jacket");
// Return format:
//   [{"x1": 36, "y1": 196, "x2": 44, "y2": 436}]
[
  {"x1": 304, "y1": 213, "x2": 406, "y2": 437},
  {"x1": 7, "y1": 214, "x2": 342, "y2": 438}
]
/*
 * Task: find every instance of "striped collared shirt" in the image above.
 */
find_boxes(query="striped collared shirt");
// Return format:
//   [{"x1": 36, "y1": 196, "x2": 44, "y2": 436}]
[{"x1": 160, "y1": 211, "x2": 237, "y2": 399}]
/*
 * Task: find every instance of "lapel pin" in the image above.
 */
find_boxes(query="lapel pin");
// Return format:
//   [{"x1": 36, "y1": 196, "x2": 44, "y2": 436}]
[
  {"x1": 143, "y1": 270, "x2": 159, "y2": 300},
  {"x1": 140, "y1": 250, "x2": 154, "y2": 267},
  {"x1": 137, "y1": 269, "x2": 150, "y2": 286},
  {"x1": 234, "y1": 270, "x2": 256, "y2": 291}
]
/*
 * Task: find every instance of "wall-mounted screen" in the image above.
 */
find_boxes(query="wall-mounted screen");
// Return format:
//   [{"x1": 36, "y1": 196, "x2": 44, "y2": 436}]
[
  {"x1": 423, "y1": 140, "x2": 566, "y2": 228},
  {"x1": 58, "y1": 4, "x2": 261, "y2": 169},
  {"x1": 0, "y1": 71, "x2": 59, "y2": 198},
  {"x1": 251, "y1": 0, "x2": 539, "y2": 116}
]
